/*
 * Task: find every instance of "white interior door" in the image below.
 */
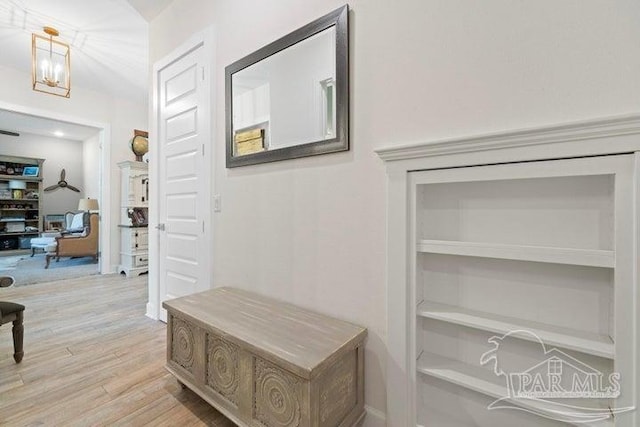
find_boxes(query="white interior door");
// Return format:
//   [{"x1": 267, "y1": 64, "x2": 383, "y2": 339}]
[{"x1": 157, "y1": 44, "x2": 210, "y2": 321}]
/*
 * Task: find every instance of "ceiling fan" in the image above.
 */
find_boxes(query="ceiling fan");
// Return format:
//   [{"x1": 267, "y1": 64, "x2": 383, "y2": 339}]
[{"x1": 44, "y1": 169, "x2": 80, "y2": 193}]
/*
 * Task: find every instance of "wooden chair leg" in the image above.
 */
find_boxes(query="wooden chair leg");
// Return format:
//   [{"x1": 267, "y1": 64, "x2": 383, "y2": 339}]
[
  {"x1": 12, "y1": 310, "x2": 24, "y2": 363},
  {"x1": 45, "y1": 254, "x2": 52, "y2": 269}
]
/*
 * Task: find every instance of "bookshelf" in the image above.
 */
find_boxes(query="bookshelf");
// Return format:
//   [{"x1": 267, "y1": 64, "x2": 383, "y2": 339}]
[{"x1": 0, "y1": 155, "x2": 44, "y2": 253}]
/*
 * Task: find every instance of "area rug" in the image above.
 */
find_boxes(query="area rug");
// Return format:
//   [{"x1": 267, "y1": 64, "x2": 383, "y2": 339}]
[{"x1": 0, "y1": 254, "x2": 99, "y2": 286}]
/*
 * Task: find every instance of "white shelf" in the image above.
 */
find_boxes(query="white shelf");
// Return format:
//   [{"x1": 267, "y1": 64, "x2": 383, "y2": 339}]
[
  {"x1": 0, "y1": 174, "x2": 41, "y2": 182},
  {"x1": 417, "y1": 352, "x2": 613, "y2": 427},
  {"x1": 417, "y1": 301, "x2": 614, "y2": 359},
  {"x1": 417, "y1": 240, "x2": 614, "y2": 268}
]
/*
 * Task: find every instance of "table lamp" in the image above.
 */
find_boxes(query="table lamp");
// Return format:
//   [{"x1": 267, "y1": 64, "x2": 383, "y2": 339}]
[{"x1": 78, "y1": 198, "x2": 99, "y2": 212}]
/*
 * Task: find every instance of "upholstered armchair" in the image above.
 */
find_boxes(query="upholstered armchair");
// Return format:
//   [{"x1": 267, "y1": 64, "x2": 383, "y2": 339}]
[
  {"x1": 31, "y1": 211, "x2": 90, "y2": 257},
  {"x1": 45, "y1": 213, "x2": 99, "y2": 268}
]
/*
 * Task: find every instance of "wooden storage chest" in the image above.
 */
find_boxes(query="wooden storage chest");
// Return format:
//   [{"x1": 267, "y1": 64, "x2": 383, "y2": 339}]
[{"x1": 163, "y1": 287, "x2": 367, "y2": 427}]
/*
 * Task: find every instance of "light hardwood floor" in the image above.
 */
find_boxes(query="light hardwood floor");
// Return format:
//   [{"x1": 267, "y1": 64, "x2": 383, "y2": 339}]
[{"x1": 0, "y1": 274, "x2": 236, "y2": 426}]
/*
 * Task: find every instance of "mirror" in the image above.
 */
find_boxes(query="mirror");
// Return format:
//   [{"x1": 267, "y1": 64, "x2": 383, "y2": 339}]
[{"x1": 225, "y1": 5, "x2": 349, "y2": 168}]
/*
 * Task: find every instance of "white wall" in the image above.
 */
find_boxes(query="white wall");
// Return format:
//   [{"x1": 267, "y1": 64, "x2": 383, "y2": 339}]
[
  {"x1": 233, "y1": 83, "x2": 270, "y2": 131},
  {"x1": 150, "y1": 0, "x2": 640, "y2": 423},
  {"x1": 82, "y1": 134, "x2": 101, "y2": 200},
  {"x1": 0, "y1": 132, "x2": 85, "y2": 219},
  {"x1": 0, "y1": 65, "x2": 148, "y2": 272}
]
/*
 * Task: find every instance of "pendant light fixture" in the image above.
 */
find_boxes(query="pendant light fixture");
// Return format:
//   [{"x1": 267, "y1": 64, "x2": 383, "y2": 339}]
[{"x1": 32, "y1": 26, "x2": 71, "y2": 98}]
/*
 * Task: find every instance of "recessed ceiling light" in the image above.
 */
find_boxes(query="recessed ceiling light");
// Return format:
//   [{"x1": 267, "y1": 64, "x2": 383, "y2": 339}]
[{"x1": 54, "y1": 130, "x2": 64, "y2": 137}]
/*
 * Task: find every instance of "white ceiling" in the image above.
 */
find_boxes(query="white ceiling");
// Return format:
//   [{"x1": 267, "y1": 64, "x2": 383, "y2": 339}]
[
  {"x1": 126, "y1": 0, "x2": 174, "y2": 21},
  {"x1": 0, "y1": 109, "x2": 100, "y2": 141},
  {"x1": 0, "y1": 0, "x2": 172, "y2": 141}
]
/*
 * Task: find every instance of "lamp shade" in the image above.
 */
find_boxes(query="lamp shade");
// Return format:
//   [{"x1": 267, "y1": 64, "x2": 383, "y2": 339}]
[
  {"x1": 78, "y1": 198, "x2": 99, "y2": 211},
  {"x1": 8, "y1": 180, "x2": 27, "y2": 190}
]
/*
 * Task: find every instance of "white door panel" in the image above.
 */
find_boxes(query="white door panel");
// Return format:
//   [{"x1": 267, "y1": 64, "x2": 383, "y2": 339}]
[
  {"x1": 157, "y1": 44, "x2": 210, "y2": 321},
  {"x1": 166, "y1": 270, "x2": 198, "y2": 296},
  {"x1": 166, "y1": 108, "x2": 198, "y2": 141},
  {"x1": 165, "y1": 64, "x2": 198, "y2": 103}
]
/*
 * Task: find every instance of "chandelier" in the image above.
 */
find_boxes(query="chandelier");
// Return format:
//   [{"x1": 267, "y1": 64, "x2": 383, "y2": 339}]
[{"x1": 32, "y1": 26, "x2": 70, "y2": 98}]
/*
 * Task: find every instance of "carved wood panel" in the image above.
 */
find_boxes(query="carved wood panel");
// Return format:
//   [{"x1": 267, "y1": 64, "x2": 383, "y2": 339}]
[
  {"x1": 253, "y1": 357, "x2": 302, "y2": 427},
  {"x1": 206, "y1": 334, "x2": 240, "y2": 406},
  {"x1": 171, "y1": 317, "x2": 196, "y2": 374}
]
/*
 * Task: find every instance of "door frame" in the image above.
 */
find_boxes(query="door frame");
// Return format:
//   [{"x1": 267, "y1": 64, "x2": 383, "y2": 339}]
[
  {"x1": 147, "y1": 27, "x2": 215, "y2": 320},
  {"x1": 0, "y1": 100, "x2": 111, "y2": 274}
]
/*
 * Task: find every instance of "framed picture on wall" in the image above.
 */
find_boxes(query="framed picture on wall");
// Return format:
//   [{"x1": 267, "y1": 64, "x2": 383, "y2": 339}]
[
  {"x1": 22, "y1": 166, "x2": 39, "y2": 177},
  {"x1": 44, "y1": 214, "x2": 65, "y2": 231}
]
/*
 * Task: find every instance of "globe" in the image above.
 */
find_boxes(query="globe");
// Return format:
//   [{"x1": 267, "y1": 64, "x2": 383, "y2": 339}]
[{"x1": 130, "y1": 135, "x2": 149, "y2": 161}]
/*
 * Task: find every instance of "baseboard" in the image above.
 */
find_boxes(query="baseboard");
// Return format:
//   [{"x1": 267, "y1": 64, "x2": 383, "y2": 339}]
[
  {"x1": 146, "y1": 302, "x2": 157, "y2": 320},
  {"x1": 362, "y1": 405, "x2": 386, "y2": 427},
  {"x1": 101, "y1": 263, "x2": 117, "y2": 275}
]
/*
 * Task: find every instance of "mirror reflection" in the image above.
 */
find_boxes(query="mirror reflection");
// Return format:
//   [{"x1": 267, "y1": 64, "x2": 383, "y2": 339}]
[{"x1": 232, "y1": 26, "x2": 336, "y2": 156}]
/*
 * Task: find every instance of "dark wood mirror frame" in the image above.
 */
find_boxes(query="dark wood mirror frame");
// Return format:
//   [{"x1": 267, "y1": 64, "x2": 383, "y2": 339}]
[{"x1": 225, "y1": 5, "x2": 349, "y2": 168}]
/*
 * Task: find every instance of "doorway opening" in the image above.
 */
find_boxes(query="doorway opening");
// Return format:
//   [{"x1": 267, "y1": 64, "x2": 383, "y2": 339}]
[{"x1": 0, "y1": 103, "x2": 112, "y2": 286}]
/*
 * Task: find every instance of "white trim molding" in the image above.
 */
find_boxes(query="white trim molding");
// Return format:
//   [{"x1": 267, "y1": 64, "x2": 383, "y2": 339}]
[{"x1": 376, "y1": 113, "x2": 640, "y2": 162}]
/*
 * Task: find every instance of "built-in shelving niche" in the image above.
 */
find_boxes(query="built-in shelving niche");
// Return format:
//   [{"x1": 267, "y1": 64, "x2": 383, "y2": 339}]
[{"x1": 410, "y1": 156, "x2": 631, "y2": 427}]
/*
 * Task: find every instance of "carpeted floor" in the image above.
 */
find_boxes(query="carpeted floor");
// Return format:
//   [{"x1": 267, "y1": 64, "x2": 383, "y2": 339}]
[{"x1": 0, "y1": 254, "x2": 99, "y2": 286}]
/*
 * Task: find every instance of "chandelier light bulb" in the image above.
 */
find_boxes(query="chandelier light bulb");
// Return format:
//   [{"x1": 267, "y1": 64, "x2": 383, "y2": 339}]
[
  {"x1": 40, "y1": 59, "x2": 47, "y2": 80},
  {"x1": 54, "y1": 63, "x2": 61, "y2": 84}
]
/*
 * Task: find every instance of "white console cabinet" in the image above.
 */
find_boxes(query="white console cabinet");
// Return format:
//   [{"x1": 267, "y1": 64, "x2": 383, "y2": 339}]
[
  {"x1": 117, "y1": 161, "x2": 149, "y2": 277},
  {"x1": 377, "y1": 115, "x2": 640, "y2": 427}
]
